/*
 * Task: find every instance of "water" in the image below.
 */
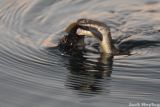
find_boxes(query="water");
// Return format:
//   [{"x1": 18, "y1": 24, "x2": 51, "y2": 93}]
[{"x1": 0, "y1": 0, "x2": 160, "y2": 107}]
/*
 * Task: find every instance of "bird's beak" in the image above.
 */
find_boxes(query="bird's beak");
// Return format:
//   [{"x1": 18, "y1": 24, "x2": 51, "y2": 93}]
[
  {"x1": 76, "y1": 25, "x2": 103, "y2": 41},
  {"x1": 76, "y1": 27, "x2": 94, "y2": 37}
]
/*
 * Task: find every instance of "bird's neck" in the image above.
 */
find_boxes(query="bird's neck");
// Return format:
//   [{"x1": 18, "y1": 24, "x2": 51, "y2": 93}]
[{"x1": 99, "y1": 29, "x2": 118, "y2": 54}]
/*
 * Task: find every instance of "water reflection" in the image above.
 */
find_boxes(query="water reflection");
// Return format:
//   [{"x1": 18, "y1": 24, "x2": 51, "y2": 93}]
[
  {"x1": 64, "y1": 38, "x2": 160, "y2": 95},
  {"x1": 118, "y1": 40, "x2": 160, "y2": 52},
  {"x1": 66, "y1": 53, "x2": 113, "y2": 95}
]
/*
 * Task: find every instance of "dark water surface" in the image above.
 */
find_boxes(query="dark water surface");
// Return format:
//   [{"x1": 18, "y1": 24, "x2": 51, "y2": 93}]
[{"x1": 0, "y1": 0, "x2": 160, "y2": 107}]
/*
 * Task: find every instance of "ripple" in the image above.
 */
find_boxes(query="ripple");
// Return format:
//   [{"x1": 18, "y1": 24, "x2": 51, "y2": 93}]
[{"x1": 0, "y1": 0, "x2": 160, "y2": 107}]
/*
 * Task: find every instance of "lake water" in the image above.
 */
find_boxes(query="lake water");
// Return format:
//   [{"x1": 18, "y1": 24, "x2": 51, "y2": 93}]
[{"x1": 0, "y1": 0, "x2": 160, "y2": 107}]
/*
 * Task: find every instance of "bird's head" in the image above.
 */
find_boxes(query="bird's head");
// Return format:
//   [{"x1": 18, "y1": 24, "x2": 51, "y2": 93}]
[{"x1": 76, "y1": 19, "x2": 113, "y2": 54}]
